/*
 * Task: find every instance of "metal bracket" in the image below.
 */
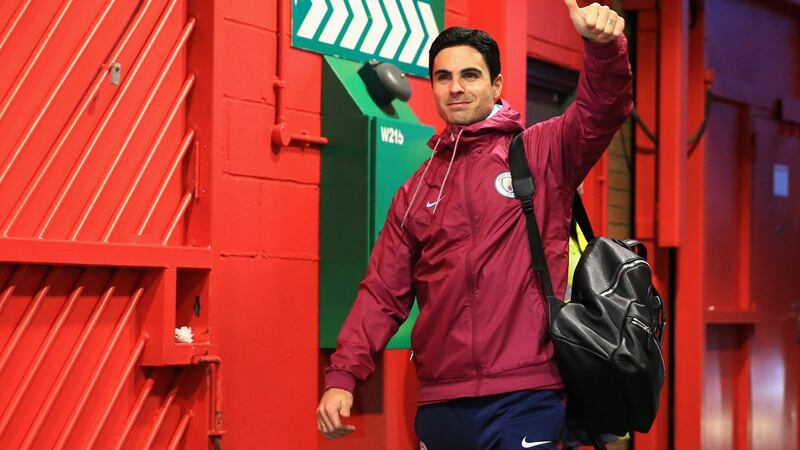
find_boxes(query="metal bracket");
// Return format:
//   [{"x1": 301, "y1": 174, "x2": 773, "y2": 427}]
[{"x1": 110, "y1": 63, "x2": 122, "y2": 85}]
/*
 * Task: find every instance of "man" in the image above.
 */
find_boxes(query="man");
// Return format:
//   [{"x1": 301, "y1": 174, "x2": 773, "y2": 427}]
[{"x1": 317, "y1": 1, "x2": 632, "y2": 448}]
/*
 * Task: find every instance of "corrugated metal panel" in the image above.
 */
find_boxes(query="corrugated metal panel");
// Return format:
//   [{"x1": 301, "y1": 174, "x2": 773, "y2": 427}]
[
  {"x1": 0, "y1": 0, "x2": 196, "y2": 244},
  {"x1": 0, "y1": 265, "x2": 211, "y2": 449},
  {"x1": 0, "y1": 0, "x2": 214, "y2": 448}
]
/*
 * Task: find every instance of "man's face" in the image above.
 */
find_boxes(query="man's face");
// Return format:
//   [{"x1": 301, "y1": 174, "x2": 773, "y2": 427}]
[{"x1": 431, "y1": 45, "x2": 503, "y2": 126}]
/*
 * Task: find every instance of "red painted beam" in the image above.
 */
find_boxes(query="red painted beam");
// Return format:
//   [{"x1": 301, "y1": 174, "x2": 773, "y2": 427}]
[
  {"x1": 633, "y1": 7, "x2": 670, "y2": 450},
  {"x1": 657, "y1": 0, "x2": 689, "y2": 246},
  {"x1": 0, "y1": 237, "x2": 212, "y2": 268},
  {"x1": 672, "y1": 2, "x2": 708, "y2": 448},
  {"x1": 634, "y1": 10, "x2": 658, "y2": 241}
]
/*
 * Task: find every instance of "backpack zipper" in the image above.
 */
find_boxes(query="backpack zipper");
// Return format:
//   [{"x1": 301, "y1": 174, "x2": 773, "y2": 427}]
[
  {"x1": 599, "y1": 259, "x2": 649, "y2": 297},
  {"x1": 631, "y1": 316, "x2": 652, "y2": 334}
]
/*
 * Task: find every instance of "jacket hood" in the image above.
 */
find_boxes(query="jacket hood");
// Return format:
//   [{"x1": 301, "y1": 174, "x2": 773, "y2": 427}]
[{"x1": 427, "y1": 99, "x2": 525, "y2": 152}]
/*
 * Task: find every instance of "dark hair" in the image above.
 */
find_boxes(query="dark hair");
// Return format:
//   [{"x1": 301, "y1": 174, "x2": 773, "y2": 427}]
[{"x1": 428, "y1": 27, "x2": 501, "y2": 82}]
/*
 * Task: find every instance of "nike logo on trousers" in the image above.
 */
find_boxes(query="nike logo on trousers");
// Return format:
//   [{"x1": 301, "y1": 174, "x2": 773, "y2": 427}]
[{"x1": 521, "y1": 437, "x2": 551, "y2": 448}]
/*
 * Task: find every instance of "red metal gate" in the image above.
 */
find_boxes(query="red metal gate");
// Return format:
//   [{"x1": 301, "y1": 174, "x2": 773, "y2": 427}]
[{"x1": 0, "y1": 0, "x2": 215, "y2": 448}]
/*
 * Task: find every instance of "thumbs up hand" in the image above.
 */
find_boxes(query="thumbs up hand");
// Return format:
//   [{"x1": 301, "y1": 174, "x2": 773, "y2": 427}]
[{"x1": 564, "y1": 1, "x2": 625, "y2": 43}]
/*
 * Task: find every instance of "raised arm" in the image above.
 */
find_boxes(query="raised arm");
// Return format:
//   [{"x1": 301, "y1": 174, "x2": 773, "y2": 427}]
[{"x1": 524, "y1": 2, "x2": 633, "y2": 190}]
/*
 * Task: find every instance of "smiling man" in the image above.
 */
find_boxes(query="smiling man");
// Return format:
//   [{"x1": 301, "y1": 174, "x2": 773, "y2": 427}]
[
  {"x1": 317, "y1": 1, "x2": 633, "y2": 449},
  {"x1": 431, "y1": 43, "x2": 503, "y2": 126}
]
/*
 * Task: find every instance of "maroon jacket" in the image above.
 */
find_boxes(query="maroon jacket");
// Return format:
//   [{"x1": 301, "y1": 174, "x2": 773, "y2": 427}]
[{"x1": 324, "y1": 37, "x2": 633, "y2": 405}]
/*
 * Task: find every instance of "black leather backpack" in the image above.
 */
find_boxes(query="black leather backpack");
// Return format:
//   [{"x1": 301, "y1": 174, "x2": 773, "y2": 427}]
[{"x1": 508, "y1": 134, "x2": 666, "y2": 448}]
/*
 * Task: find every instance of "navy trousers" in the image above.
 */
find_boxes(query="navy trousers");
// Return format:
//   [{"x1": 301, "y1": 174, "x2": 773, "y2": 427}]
[{"x1": 415, "y1": 389, "x2": 566, "y2": 450}]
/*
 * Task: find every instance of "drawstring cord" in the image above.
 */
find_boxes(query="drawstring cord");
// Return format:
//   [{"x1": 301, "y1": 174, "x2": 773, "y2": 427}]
[
  {"x1": 432, "y1": 128, "x2": 463, "y2": 215},
  {"x1": 400, "y1": 127, "x2": 464, "y2": 228}
]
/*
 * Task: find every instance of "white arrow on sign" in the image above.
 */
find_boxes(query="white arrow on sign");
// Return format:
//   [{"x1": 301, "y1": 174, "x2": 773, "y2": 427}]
[
  {"x1": 360, "y1": 0, "x2": 387, "y2": 54},
  {"x1": 398, "y1": 0, "x2": 423, "y2": 64},
  {"x1": 340, "y1": 0, "x2": 368, "y2": 49},
  {"x1": 319, "y1": 0, "x2": 348, "y2": 44},
  {"x1": 296, "y1": 0, "x2": 328, "y2": 40},
  {"x1": 416, "y1": 2, "x2": 438, "y2": 67},
  {"x1": 295, "y1": 0, "x2": 439, "y2": 72},
  {"x1": 378, "y1": 0, "x2": 407, "y2": 60}
]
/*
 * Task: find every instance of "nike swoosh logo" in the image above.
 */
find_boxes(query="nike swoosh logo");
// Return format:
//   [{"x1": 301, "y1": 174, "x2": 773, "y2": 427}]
[
  {"x1": 521, "y1": 437, "x2": 551, "y2": 448},
  {"x1": 426, "y1": 196, "x2": 445, "y2": 208}
]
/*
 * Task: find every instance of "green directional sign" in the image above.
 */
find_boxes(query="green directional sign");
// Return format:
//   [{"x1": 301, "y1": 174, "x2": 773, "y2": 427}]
[{"x1": 292, "y1": 0, "x2": 444, "y2": 78}]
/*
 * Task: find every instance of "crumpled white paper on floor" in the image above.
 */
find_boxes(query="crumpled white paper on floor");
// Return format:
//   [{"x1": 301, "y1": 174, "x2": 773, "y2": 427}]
[{"x1": 174, "y1": 326, "x2": 194, "y2": 343}]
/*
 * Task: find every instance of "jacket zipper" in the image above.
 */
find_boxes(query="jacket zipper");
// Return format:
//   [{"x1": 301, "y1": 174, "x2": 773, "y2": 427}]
[{"x1": 462, "y1": 154, "x2": 481, "y2": 391}]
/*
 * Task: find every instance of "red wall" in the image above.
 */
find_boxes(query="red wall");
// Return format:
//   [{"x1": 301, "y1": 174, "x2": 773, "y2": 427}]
[{"x1": 210, "y1": 1, "x2": 321, "y2": 449}]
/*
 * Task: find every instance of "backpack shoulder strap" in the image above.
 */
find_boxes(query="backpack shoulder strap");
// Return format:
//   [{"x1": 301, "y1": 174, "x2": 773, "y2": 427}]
[
  {"x1": 508, "y1": 134, "x2": 557, "y2": 301},
  {"x1": 571, "y1": 194, "x2": 596, "y2": 243}
]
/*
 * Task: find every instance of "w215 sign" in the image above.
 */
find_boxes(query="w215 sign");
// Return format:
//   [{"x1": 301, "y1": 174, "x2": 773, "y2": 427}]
[{"x1": 292, "y1": 0, "x2": 444, "y2": 78}]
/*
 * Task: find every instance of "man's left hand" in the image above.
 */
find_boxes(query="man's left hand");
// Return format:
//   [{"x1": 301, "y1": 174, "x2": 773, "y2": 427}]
[{"x1": 564, "y1": 1, "x2": 625, "y2": 44}]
